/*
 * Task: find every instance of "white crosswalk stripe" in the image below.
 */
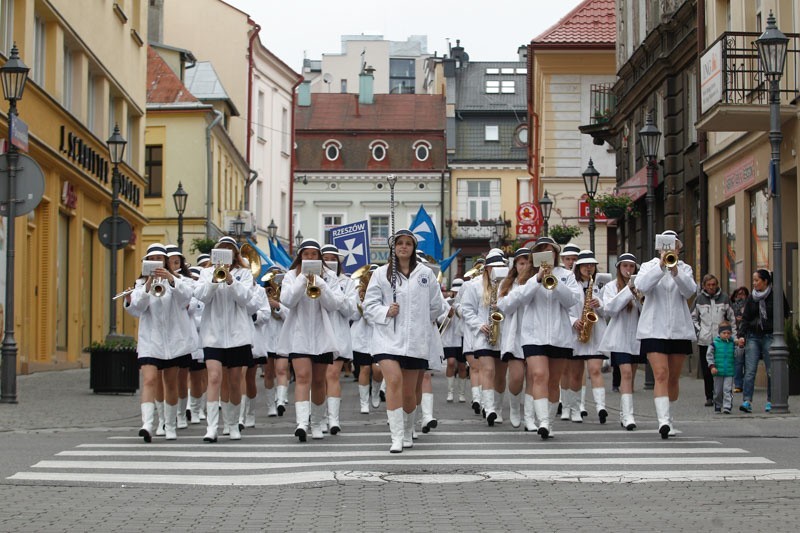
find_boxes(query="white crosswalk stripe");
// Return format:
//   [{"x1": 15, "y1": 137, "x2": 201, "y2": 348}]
[{"x1": 8, "y1": 423, "x2": 800, "y2": 486}]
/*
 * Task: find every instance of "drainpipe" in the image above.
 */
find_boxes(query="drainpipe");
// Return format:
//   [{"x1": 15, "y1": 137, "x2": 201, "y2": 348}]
[
  {"x1": 697, "y1": 0, "x2": 709, "y2": 277},
  {"x1": 246, "y1": 21, "x2": 261, "y2": 166},
  {"x1": 526, "y1": 42, "x2": 540, "y2": 204},
  {"x1": 244, "y1": 169, "x2": 258, "y2": 211},
  {"x1": 288, "y1": 76, "x2": 304, "y2": 254},
  {"x1": 206, "y1": 110, "x2": 224, "y2": 238}
]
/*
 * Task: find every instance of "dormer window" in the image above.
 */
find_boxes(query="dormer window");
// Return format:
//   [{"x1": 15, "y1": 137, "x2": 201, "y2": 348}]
[
  {"x1": 412, "y1": 140, "x2": 432, "y2": 162},
  {"x1": 369, "y1": 140, "x2": 389, "y2": 162},
  {"x1": 322, "y1": 139, "x2": 342, "y2": 161}
]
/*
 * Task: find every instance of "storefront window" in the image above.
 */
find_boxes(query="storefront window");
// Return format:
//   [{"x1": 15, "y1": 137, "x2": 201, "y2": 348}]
[
  {"x1": 720, "y1": 203, "x2": 737, "y2": 295},
  {"x1": 56, "y1": 213, "x2": 70, "y2": 351},
  {"x1": 750, "y1": 190, "x2": 769, "y2": 271}
]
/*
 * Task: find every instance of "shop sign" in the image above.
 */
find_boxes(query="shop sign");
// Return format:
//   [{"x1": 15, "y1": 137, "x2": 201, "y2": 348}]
[
  {"x1": 723, "y1": 156, "x2": 756, "y2": 198},
  {"x1": 10, "y1": 114, "x2": 28, "y2": 152},
  {"x1": 516, "y1": 223, "x2": 540, "y2": 236},
  {"x1": 578, "y1": 200, "x2": 608, "y2": 223},
  {"x1": 61, "y1": 181, "x2": 78, "y2": 209},
  {"x1": 701, "y1": 41, "x2": 723, "y2": 114}
]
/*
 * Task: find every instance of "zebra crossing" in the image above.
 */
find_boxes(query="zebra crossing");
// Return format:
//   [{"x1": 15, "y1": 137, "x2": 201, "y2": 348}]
[{"x1": 9, "y1": 422, "x2": 800, "y2": 486}]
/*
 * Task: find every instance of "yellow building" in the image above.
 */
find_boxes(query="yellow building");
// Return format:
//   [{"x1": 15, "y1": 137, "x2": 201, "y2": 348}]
[
  {"x1": 0, "y1": 0, "x2": 148, "y2": 373},
  {"x1": 529, "y1": 0, "x2": 618, "y2": 270}
]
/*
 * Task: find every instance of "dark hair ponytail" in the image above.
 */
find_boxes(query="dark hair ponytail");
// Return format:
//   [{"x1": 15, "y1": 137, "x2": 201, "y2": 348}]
[{"x1": 755, "y1": 268, "x2": 772, "y2": 285}]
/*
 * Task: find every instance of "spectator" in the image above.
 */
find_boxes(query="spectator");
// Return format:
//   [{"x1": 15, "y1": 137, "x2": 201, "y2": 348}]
[
  {"x1": 730, "y1": 286, "x2": 750, "y2": 392},
  {"x1": 706, "y1": 321, "x2": 736, "y2": 414},
  {"x1": 692, "y1": 274, "x2": 736, "y2": 407}
]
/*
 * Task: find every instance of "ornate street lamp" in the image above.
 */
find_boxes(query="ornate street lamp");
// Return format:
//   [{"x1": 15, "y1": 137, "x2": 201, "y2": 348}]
[
  {"x1": 295, "y1": 230, "x2": 304, "y2": 248},
  {"x1": 638, "y1": 110, "x2": 661, "y2": 258},
  {"x1": 105, "y1": 125, "x2": 126, "y2": 341},
  {"x1": 757, "y1": 11, "x2": 790, "y2": 413},
  {"x1": 0, "y1": 43, "x2": 29, "y2": 403},
  {"x1": 582, "y1": 158, "x2": 600, "y2": 252},
  {"x1": 267, "y1": 218, "x2": 278, "y2": 240},
  {"x1": 232, "y1": 214, "x2": 245, "y2": 242},
  {"x1": 172, "y1": 182, "x2": 188, "y2": 252},
  {"x1": 539, "y1": 190, "x2": 553, "y2": 237}
]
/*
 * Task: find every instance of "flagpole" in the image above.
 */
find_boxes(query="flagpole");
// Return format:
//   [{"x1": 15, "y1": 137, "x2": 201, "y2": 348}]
[{"x1": 388, "y1": 174, "x2": 397, "y2": 332}]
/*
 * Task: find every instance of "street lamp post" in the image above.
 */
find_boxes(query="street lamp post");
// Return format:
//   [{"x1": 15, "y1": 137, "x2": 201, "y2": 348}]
[
  {"x1": 0, "y1": 43, "x2": 29, "y2": 404},
  {"x1": 232, "y1": 214, "x2": 245, "y2": 243},
  {"x1": 172, "y1": 182, "x2": 187, "y2": 253},
  {"x1": 756, "y1": 11, "x2": 790, "y2": 413},
  {"x1": 106, "y1": 125, "x2": 126, "y2": 339},
  {"x1": 267, "y1": 218, "x2": 278, "y2": 241},
  {"x1": 294, "y1": 230, "x2": 303, "y2": 248},
  {"x1": 582, "y1": 158, "x2": 600, "y2": 252},
  {"x1": 539, "y1": 190, "x2": 553, "y2": 237}
]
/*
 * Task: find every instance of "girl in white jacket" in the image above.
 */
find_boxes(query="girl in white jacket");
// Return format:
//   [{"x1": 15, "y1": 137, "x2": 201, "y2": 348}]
[
  {"x1": 193, "y1": 236, "x2": 255, "y2": 443},
  {"x1": 363, "y1": 230, "x2": 449, "y2": 453},
  {"x1": 441, "y1": 278, "x2": 466, "y2": 404},
  {"x1": 504, "y1": 237, "x2": 582, "y2": 439},
  {"x1": 598, "y1": 253, "x2": 643, "y2": 430},
  {"x1": 277, "y1": 239, "x2": 343, "y2": 442},
  {"x1": 321, "y1": 244, "x2": 359, "y2": 435},
  {"x1": 634, "y1": 230, "x2": 697, "y2": 439},
  {"x1": 124, "y1": 243, "x2": 195, "y2": 442},
  {"x1": 186, "y1": 266, "x2": 207, "y2": 423},
  {"x1": 260, "y1": 267, "x2": 289, "y2": 417},
  {"x1": 351, "y1": 264, "x2": 380, "y2": 414}
]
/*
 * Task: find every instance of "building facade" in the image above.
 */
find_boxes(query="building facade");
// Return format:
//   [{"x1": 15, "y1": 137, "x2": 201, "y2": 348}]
[{"x1": 0, "y1": 0, "x2": 148, "y2": 372}]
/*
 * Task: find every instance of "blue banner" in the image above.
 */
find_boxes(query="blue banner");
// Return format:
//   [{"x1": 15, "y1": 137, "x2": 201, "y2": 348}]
[
  {"x1": 330, "y1": 220, "x2": 370, "y2": 274},
  {"x1": 410, "y1": 205, "x2": 442, "y2": 260},
  {"x1": 268, "y1": 239, "x2": 292, "y2": 269},
  {"x1": 439, "y1": 248, "x2": 461, "y2": 273}
]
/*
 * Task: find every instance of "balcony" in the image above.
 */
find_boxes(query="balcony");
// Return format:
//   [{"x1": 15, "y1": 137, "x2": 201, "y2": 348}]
[
  {"x1": 697, "y1": 31, "x2": 799, "y2": 132},
  {"x1": 448, "y1": 219, "x2": 512, "y2": 242},
  {"x1": 579, "y1": 83, "x2": 616, "y2": 146}
]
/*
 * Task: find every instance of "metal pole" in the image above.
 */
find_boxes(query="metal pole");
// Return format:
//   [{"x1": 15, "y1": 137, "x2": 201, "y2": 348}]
[
  {"x1": 768, "y1": 78, "x2": 789, "y2": 413},
  {"x1": 1, "y1": 99, "x2": 19, "y2": 403},
  {"x1": 643, "y1": 156, "x2": 656, "y2": 390},
  {"x1": 588, "y1": 202, "x2": 596, "y2": 252},
  {"x1": 543, "y1": 218, "x2": 549, "y2": 238},
  {"x1": 177, "y1": 212, "x2": 184, "y2": 253},
  {"x1": 108, "y1": 162, "x2": 120, "y2": 339}
]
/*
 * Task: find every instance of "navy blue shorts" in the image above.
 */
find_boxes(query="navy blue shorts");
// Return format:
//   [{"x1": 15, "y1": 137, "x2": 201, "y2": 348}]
[
  {"x1": 268, "y1": 352, "x2": 288, "y2": 360},
  {"x1": 444, "y1": 346, "x2": 466, "y2": 363},
  {"x1": 289, "y1": 352, "x2": 333, "y2": 365},
  {"x1": 204, "y1": 345, "x2": 253, "y2": 368},
  {"x1": 501, "y1": 352, "x2": 523, "y2": 362},
  {"x1": 353, "y1": 351, "x2": 373, "y2": 366},
  {"x1": 475, "y1": 349, "x2": 501, "y2": 359},
  {"x1": 374, "y1": 353, "x2": 429, "y2": 370},
  {"x1": 138, "y1": 354, "x2": 192, "y2": 370},
  {"x1": 611, "y1": 351, "x2": 647, "y2": 365},
  {"x1": 640, "y1": 338, "x2": 692, "y2": 355},
  {"x1": 573, "y1": 353, "x2": 608, "y2": 361},
  {"x1": 522, "y1": 344, "x2": 573, "y2": 359},
  {"x1": 189, "y1": 359, "x2": 206, "y2": 371},
  {"x1": 253, "y1": 356, "x2": 268, "y2": 365}
]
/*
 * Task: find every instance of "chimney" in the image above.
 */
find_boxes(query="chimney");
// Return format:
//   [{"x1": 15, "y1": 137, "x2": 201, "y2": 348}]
[
  {"x1": 517, "y1": 45, "x2": 528, "y2": 62},
  {"x1": 297, "y1": 81, "x2": 311, "y2": 107},
  {"x1": 451, "y1": 40, "x2": 468, "y2": 69},
  {"x1": 147, "y1": 0, "x2": 164, "y2": 44},
  {"x1": 359, "y1": 65, "x2": 375, "y2": 104}
]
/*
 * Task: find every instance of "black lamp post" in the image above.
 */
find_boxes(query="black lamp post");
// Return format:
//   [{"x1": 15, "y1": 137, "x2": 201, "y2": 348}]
[
  {"x1": 106, "y1": 125, "x2": 126, "y2": 339},
  {"x1": 0, "y1": 43, "x2": 29, "y2": 404},
  {"x1": 756, "y1": 11, "x2": 790, "y2": 413},
  {"x1": 232, "y1": 214, "x2": 245, "y2": 243},
  {"x1": 638, "y1": 110, "x2": 661, "y2": 259},
  {"x1": 294, "y1": 230, "x2": 304, "y2": 248},
  {"x1": 267, "y1": 218, "x2": 278, "y2": 241},
  {"x1": 172, "y1": 182, "x2": 187, "y2": 253},
  {"x1": 539, "y1": 190, "x2": 553, "y2": 237},
  {"x1": 582, "y1": 158, "x2": 600, "y2": 252}
]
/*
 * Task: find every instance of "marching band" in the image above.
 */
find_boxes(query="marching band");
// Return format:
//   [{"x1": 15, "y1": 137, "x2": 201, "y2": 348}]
[{"x1": 124, "y1": 228, "x2": 696, "y2": 451}]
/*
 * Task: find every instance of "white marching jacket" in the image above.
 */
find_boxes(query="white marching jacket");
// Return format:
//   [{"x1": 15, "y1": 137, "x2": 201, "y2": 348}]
[
  {"x1": 439, "y1": 297, "x2": 463, "y2": 349},
  {"x1": 125, "y1": 276, "x2": 197, "y2": 359},
  {"x1": 569, "y1": 279, "x2": 608, "y2": 356},
  {"x1": 350, "y1": 313, "x2": 373, "y2": 355},
  {"x1": 328, "y1": 274, "x2": 359, "y2": 360},
  {"x1": 460, "y1": 277, "x2": 482, "y2": 353},
  {"x1": 277, "y1": 269, "x2": 342, "y2": 356},
  {"x1": 634, "y1": 258, "x2": 697, "y2": 341},
  {"x1": 598, "y1": 281, "x2": 642, "y2": 356},
  {"x1": 363, "y1": 263, "x2": 449, "y2": 361},
  {"x1": 248, "y1": 287, "x2": 270, "y2": 359},
  {"x1": 497, "y1": 280, "x2": 525, "y2": 360},
  {"x1": 427, "y1": 288, "x2": 448, "y2": 371},
  {"x1": 506, "y1": 266, "x2": 582, "y2": 349},
  {"x1": 460, "y1": 278, "x2": 499, "y2": 353},
  {"x1": 186, "y1": 285, "x2": 205, "y2": 361},
  {"x1": 193, "y1": 266, "x2": 255, "y2": 349}
]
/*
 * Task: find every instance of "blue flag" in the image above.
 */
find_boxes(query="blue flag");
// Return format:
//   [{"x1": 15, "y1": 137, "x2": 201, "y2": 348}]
[
  {"x1": 410, "y1": 205, "x2": 442, "y2": 260},
  {"x1": 268, "y1": 239, "x2": 292, "y2": 269},
  {"x1": 330, "y1": 220, "x2": 370, "y2": 275},
  {"x1": 274, "y1": 239, "x2": 294, "y2": 267},
  {"x1": 439, "y1": 248, "x2": 461, "y2": 273}
]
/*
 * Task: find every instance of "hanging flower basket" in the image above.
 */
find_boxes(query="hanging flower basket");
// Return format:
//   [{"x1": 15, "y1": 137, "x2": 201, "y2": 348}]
[
  {"x1": 590, "y1": 192, "x2": 638, "y2": 219},
  {"x1": 548, "y1": 224, "x2": 582, "y2": 245}
]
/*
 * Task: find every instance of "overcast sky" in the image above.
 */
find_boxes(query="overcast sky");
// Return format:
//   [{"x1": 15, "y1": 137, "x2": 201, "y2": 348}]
[{"x1": 225, "y1": 0, "x2": 585, "y2": 72}]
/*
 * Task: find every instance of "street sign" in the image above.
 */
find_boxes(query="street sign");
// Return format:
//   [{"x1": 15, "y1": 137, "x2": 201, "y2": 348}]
[
  {"x1": 10, "y1": 115, "x2": 28, "y2": 152},
  {"x1": 517, "y1": 223, "x2": 541, "y2": 236},
  {"x1": 0, "y1": 153, "x2": 45, "y2": 217},
  {"x1": 98, "y1": 216, "x2": 133, "y2": 249}
]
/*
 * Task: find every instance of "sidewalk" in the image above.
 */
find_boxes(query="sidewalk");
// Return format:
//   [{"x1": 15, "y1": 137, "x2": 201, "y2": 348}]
[{"x1": 0, "y1": 365, "x2": 794, "y2": 433}]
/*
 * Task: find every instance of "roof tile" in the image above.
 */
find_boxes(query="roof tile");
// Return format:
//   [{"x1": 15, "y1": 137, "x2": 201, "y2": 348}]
[
  {"x1": 295, "y1": 94, "x2": 445, "y2": 132},
  {"x1": 532, "y1": 0, "x2": 615, "y2": 46},
  {"x1": 147, "y1": 47, "x2": 199, "y2": 105}
]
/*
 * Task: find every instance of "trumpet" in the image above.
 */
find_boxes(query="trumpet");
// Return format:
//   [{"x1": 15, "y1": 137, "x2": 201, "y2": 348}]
[
  {"x1": 213, "y1": 264, "x2": 229, "y2": 283},
  {"x1": 541, "y1": 262, "x2": 558, "y2": 290},
  {"x1": 302, "y1": 260, "x2": 323, "y2": 299},
  {"x1": 664, "y1": 250, "x2": 678, "y2": 268},
  {"x1": 150, "y1": 277, "x2": 167, "y2": 297},
  {"x1": 307, "y1": 275, "x2": 321, "y2": 299}
]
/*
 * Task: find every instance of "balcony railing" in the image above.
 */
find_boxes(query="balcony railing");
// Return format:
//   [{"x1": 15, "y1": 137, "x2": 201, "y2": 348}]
[
  {"x1": 708, "y1": 31, "x2": 800, "y2": 107},
  {"x1": 588, "y1": 83, "x2": 616, "y2": 125}
]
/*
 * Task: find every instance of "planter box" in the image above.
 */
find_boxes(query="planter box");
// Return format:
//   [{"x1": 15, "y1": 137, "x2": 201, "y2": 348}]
[
  {"x1": 90, "y1": 348, "x2": 139, "y2": 394},
  {"x1": 552, "y1": 235, "x2": 573, "y2": 245}
]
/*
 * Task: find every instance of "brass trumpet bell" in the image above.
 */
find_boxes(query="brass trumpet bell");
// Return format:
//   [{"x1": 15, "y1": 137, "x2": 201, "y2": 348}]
[
  {"x1": 664, "y1": 251, "x2": 678, "y2": 268},
  {"x1": 307, "y1": 276, "x2": 321, "y2": 299},
  {"x1": 213, "y1": 265, "x2": 229, "y2": 283},
  {"x1": 542, "y1": 273, "x2": 558, "y2": 290}
]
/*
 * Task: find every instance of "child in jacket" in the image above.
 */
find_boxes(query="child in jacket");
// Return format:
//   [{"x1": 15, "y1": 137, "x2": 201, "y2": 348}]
[{"x1": 707, "y1": 322, "x2": 736, "y2": 414}]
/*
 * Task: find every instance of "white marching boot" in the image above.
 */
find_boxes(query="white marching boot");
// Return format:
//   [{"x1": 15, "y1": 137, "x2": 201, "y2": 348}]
[
  {"x1": 177, "y1": 397, "x2": 189, "y2": 429},
  {"x1": 371, "y1": 381, "x2": 382, "y2": 409},
  {"x1": 620, "y1": 393, "x2": 637, "y2": 430},
  {"x1": 533, "y1": 398, "x2": 550, "y2": 439},
  {"x1": 203, "y1": 400, "x2": 220, "y2": 442},
  {"x1": 410, "y1": 407, "x2": 419, "y2": 440},
  {"x1": 593, "y1": 387, "x2": 608, "y2": 424},
  {"x1": 227, "y1": 403, "x2": 242, "y2": 440},
  {"x1": 246, "y1": 395, "x2": 257, "y2": 428},
  {"x1": 294, "y1": 401, "x2": 310, "y2": 442},
  {"x1": 198, "y1": 392, "x2": 207, "y2": 420},
  {"x1": 402, "y1": 409, "x2": 415, "y2": 448},
  {"x1": 221, "y1": 401, "x2": 231, "y2": 435},
  {"x1": 155, "y1": 401, "x2": 166, "y2": 436},
  {"x1": 276, "y1": 385, "x2": 288, "y2": 416},
  {"x1": 164, "y1": 403, "x2": 178, "y2": 440},
  {"x1": 560, "y1": 388, "x2": 571, "y2": 421},
  {"x1": 508, "y1": 391, "x2": 522, "y2": 428},
  {"x1": 471, "y1": 386, "x2": 482, "y2": 414},
  {"x1": 139, "y1": 402, "x2": 155, "y2": 443},
  {"x1": 358, "y1": 384, "x2": 370, "y2": 414},
  {"x1": 457, "y1": 377, "x2": 467, "y2": 402},
  {"x1": 494, "y1": 391, "x2": 504, "y2": 424},
  {"x1": 580, "y1": 385, "x2": 588, "y2": 417},
  {"x1": 265, "y1": 387, "x2": 278, "y2": 417},
  {"x1": 654, "y1": 396, "x2": 671, "y2": 439},
  {"x1": 327, "y1": 397, "x2": 342, "y2": 435},
  {"x1": 387, "y1": 408, "x2": 404, "y2": 453},
  {"x1": 188, "y1": 396, "x2": 202, "y2": 424},
  {"x1": 669, "y1": 401, "x2": 677, "y2": 436},
  {"x1": 483, "y1": 389, "x2": 497, "y2": 426},
  {"x1": 446, "y1": 376, "x2": 455, "y2": 402},
  {"x1": 569, "y1": 390, "x2": 583, "y2": 423},
  {"x1": 420, "y1": 393, "x2": 437, "y2": 433},
  {"x1": 548, "y1": 402, "x2": 559, "y2": 436},
  {"x1": 310, "y1": 402, "x2": 325, "y2": 440},
  {"x1": 523, "y1": 394, "x2": 538, "y2": 432}
]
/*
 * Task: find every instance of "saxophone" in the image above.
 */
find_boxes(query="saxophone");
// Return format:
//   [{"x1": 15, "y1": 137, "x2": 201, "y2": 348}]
[
  {"x1": 487, "y1": 279, "x2": 504, "y2": 346},
  {"x1": 578, "y1": 277, "x2": 598, "y2": 343}
]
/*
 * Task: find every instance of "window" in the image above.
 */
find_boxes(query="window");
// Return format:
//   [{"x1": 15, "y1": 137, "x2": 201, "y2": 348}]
[
  {"x1": 370, "y1": 215, "x2": 389, "y2": 245},
  {"x1": 322, "y1": 214, "x2": 343, "y2": 244},
  {"x1": 389, "y1": 58, "x2": 415, "y2": 94},
  {"x1": 467, "y1": 180, "x2": 492, "y2": 220},
  {"x1": 485, "y1": 68, "x2": 500, "y2": 74},
  {"x1": 687, "y1": 68, "x2": 697, "y2": 144},
  {"x1": 501, "y1": 68, "x2": 514, "y2": 74},
  {"x1": 0, "y1": 0, "x2": 13, "y2": 55},
  {"x1": 515, "y1": 68, "x2": 527, "y2": 75},
  {"x1": 369, "y1": 140, "x2": 388, "y2": 161},
  {"x1": 32, "y1": 15, "x2": 46, "y2": 85},
  {"x1": 126, "y1": 117, "x2": 134, "y2": 165},
  {"x1": 281, "y1": 107, "x2": 289, "y2": 153},
  {"x1": 485, "y1": 125, "x2": 499, "y2": 141},
  {"x1": 87, "y1": 75, "x2": 96, "y2": 132},
  {"x1": 413, "y1": 140, "x2": 431, "y2": 162},
  {"x1": 257, "y1": 90, "x2": 265, "y2": 140},
  {"x1": 108, "y1": 95, "x2": 116, "y2": 139},
  {"x1": 63, "y1": 46, "x2": 73, "y2": 111},
  {"x1": 340, "y1": 79, "x2": 347, "y2": 93},
  {"x1": 485, "y1": 80, "x2": 500, "y2": 94},
  {"x1": 750, "y1": 190, "x2": 769, "y2": 271},
  {"x1": 144, "y1": 145, "x2": 163, "y2": 197},
  {"x1": 81, "y1": 225, "x2": 94, "y2": 349},
  {"x1": 501, "y1": 81, "x2": 515, "y2": 94},
  {"x1": 56, "y1": 212, "x2": 70, "y2": 351},
  {"x1": 323, "y1": 140, "x2": 341, "y2": 161},
  {"x1": 515, "y1": 125, "x2": 529, "y2": 146},
  {"x1": 720, "y1": 203, "x2": 737, "y2": 295}
]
